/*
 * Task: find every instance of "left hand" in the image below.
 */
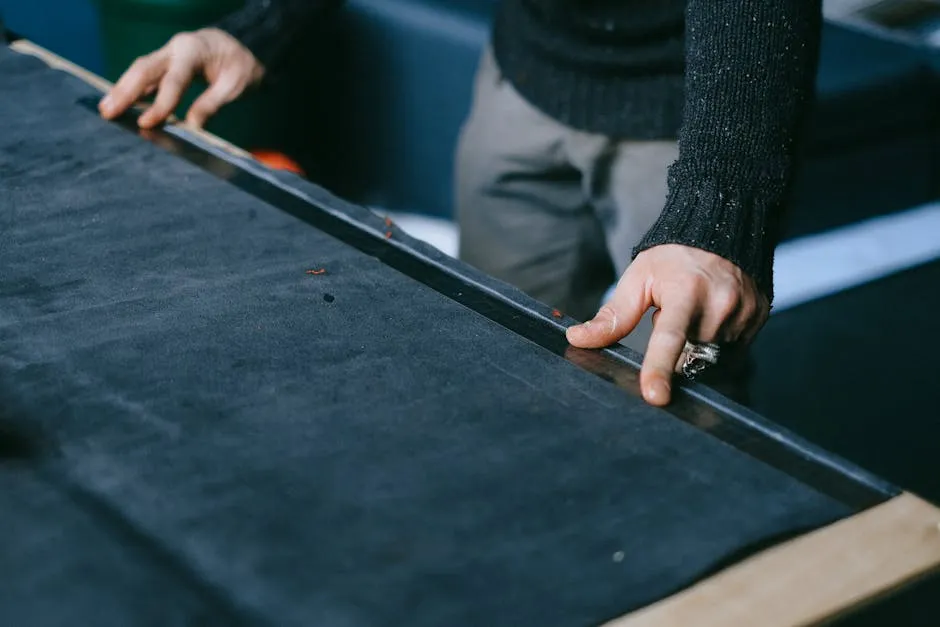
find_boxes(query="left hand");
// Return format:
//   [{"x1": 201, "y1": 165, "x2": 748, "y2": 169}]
[
  {"x1": 99, "y1": 28, "x2": 264, "y2": 129},
  {"x1": 566, "y1": 244, "x2": 770, "y2": 406}
]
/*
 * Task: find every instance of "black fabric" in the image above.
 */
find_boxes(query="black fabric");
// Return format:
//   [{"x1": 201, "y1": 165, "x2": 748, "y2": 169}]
[
  {"x1": 216, "y1": 0, "x2": 342, "y2": 72},
  {"x1": 0, "y1": 46, "x2": 852, "y2": 626},
  {"x1": 0, "y1": 466, "x2": 237, "y2": 627}
]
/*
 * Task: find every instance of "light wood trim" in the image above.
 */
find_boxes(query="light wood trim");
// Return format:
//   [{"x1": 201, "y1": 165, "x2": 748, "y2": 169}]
[
  {"x1": 609, "y1": 493, "x2": 940, "y2": 627},
  {"x1": 11, "y1": 39, "x2": 114, "y2": 92},
  {"x1": 10, "y1": 39, "x2": 253, "y2": 159}
]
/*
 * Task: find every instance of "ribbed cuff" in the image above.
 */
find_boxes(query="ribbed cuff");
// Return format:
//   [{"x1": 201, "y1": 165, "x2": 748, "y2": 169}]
[{"x1": 632, "y1": 172, "x2": 780, "y2": 302}]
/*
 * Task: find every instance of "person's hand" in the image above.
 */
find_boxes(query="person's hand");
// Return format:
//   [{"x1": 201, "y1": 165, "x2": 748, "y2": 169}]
[
  {"x1": 98, "y1": 28, "x2": 264, "y2": 129},
  {"x1": 565, "y1": 244, "x2": 770, "y2": 406}
]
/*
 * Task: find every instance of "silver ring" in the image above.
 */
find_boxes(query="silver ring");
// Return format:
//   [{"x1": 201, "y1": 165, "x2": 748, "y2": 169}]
[{"x1": 682, "y1": 341, "x2": 721, "y2": 380}]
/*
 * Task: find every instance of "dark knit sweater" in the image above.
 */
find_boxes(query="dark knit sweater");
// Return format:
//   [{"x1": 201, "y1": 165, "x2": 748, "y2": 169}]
[{"x1": 219, "y1": 0, "x2": 824, "y2": 300}]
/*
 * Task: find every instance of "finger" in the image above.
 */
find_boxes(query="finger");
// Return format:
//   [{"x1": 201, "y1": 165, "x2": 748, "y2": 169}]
[
  {"x1": 739, "y1": 294, "x2": 771, "y2": 345},
  {"x1": 673, "y1": 343, "x2": 689, "y2": 375},
  {"x1": 138, "y1": 65, "x2": 195, "y2": 128},
  {"x1": 185, "y1": 70, "x2": 243, "y2": 127},
  {"x1": 566, "y1": 272, "x2": 650, "y2": 349},
  {"x1": 654, "y1": 309, "x2": 690, "y2": 374},
  {"x1": 696, "y1": 286, "x2": 740, "y2": 342},
  {"x1": 641, "y1": 300, "x2": 695, "y2": 406},
  {"x1": 659, "y1": 306, "x2": 690, "y2": 375},
  {"x1": 99, "y1": 52, "x2": 168, "y2": 119}
]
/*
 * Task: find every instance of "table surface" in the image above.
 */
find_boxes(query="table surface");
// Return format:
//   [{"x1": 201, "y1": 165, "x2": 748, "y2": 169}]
[{"x1": 0, "y1": 42, "x2": 933, "y2": 627}]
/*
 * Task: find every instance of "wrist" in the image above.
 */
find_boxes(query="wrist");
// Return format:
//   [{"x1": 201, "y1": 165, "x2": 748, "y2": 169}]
[{"x1": 634, "y1": 177, "x2": 780, "y2": 301}]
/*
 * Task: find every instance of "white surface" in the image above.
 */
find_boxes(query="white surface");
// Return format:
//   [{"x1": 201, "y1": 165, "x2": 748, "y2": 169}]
[
  {"x1": 380, "y1": 202, "x2": 940, "y2": 314},
  {"x1": 384, "y1": 211, "x2": 460, "y2": 258},
  {"x1": 771, "y1": 201, "x2": 940, "y2": 312}
]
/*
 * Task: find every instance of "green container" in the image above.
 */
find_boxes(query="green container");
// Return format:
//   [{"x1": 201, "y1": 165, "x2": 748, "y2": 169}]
[{"x1": 96, "y1": 0, "x2": 277, "y2": 149}]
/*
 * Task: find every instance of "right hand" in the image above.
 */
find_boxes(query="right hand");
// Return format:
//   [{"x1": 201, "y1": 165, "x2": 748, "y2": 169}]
[{"x1": 98, "y1": 27, "x2": 264, "y2": 129}]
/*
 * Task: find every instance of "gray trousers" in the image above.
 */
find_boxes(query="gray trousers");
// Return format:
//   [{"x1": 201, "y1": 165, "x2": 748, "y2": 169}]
[{"x1": 455, "y1": 48, "x2": 678, "y2": 328}]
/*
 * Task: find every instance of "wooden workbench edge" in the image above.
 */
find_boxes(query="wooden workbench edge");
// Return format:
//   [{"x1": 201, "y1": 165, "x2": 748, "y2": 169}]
[
  {"x1": 10, "y1": 39, "x2": 253, "y2": 160},
  {"x1": 608, "y1": 492, "x2": 940, "y2": 627}
]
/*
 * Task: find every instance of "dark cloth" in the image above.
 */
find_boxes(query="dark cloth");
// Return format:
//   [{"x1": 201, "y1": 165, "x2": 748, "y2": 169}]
[
  {"x1": 0, "y1": 45, "x2": 849, "y2": 626},
  {"x1": 217, "y1": 0, "x2": 342, "y2": 70}
]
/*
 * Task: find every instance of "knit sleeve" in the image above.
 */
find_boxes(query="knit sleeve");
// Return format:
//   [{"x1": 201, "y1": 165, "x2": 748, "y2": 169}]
[
  {"x1": 632, "y1": 0, "x2": 823, "y2": 301},
  {"x1": 216, "y1": 0, "x2": 343, "y2": 72}
]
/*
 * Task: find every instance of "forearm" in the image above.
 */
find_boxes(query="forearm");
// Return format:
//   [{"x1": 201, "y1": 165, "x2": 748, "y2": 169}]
[
  {"x1": 634, "y1": 0, "x2": 823, "y2": 301},
  {"x1": 216, "y1": 0, "x2": 343, "y2": 71}
]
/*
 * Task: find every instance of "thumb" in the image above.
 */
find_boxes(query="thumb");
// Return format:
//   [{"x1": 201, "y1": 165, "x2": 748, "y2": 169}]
[{"x1": 566, "y1": 272, "x2": 650, "y2": 349}]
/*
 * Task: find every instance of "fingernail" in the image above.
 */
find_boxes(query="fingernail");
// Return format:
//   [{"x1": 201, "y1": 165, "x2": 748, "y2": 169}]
[
  {"x1": 647, "y1": 380, "x2": 670, "y2": 405},
  {"x1": 99, "y1": 95, "x2": 112, "y2": 113},
  {"x1": 565, "y1": 322, "x2": 587, "y2": 343}
]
